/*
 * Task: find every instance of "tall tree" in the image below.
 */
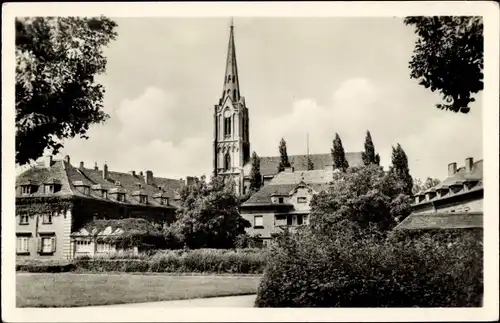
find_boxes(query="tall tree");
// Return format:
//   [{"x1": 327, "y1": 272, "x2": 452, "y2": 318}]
[
  {"x1": 277, "y1": 138, "x2": 291, "y2": 173},
  {"x1": 15, "y1": 17, "x2": 118, "y2": 164},
  {"x1": 389, "y1": 144, "x2": 413, "y2": 196},
  {"x1": 172, "y1": 175, "x2": 251, "y2": 249},
  {"x1": 412, "y1": 177, "x2": 441, "y2": 195},
  {"x1": 306, "y1": 155, "x2": 314, "y2": 170},
  {"x1": 249, "y1": 151, "x2": 262, "y2": 191},
  {"x1": 331, "y1": 133, "x2": 349, "y2": 172},
  {"x1": 361, "y1": 130, "x2": 380, "y2": 166},
  {"x1": 404, "y1": 16, "x2": 483, "y2": 114}
]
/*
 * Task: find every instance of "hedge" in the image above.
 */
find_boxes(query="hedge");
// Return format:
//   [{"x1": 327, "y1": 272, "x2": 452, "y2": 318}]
[
  {"x1": 255, "y1": 228, "x2": 483, "y2": 307},
  {"x1": 17, "y1": 248, "x2": 268, "y2": 275}
]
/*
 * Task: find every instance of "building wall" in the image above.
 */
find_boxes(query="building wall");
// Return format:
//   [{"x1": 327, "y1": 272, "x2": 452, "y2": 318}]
[
  {"x1": 412, "y1": 196, "x2": 483, "y2": 215},
  {"x1": 242, "y1": 209, "x2": 277, "y2": 239},
  {"x1": 16, "y1": 209, "x2": 71, "y2": 261}
]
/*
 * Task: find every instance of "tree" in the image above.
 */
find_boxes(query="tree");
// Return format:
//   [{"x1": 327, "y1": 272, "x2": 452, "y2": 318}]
[
  {"x1": 249, "y1": 151, "x2": 262, "y2": 191},
  {"x1": 15, "y1": 17, "x2": 118, "y2": 164},
  {"x1": 331, "y1": 133, "x2": 349, "y2": 172},
  {"x1": 309, "y1": 165, "x2": 412, "y2": 235},
  {"x1": 404, "y1": 16, "x2": 483, "y2": 114},
  {"x1": 306, "y1": 155, "x2": 314, "y2": 170},
  {"x1": 412, "y1": 177, "x2": 441, "y2": 194},
  {"x1": 389, "y1": 144, "x2": 413, "y2": 196},
  {"x1": 277, "y1": 138, "x2": 291, "y2": 173},
  {"x1": 361, "y1": 130, "x2": 380, "y2": 166},
  {"x1": 172, "y1": 175, "x2": 251, "y2": 249}
]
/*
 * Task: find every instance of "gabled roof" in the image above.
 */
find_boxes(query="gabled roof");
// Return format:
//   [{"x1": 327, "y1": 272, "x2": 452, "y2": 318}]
[
  {"x1": 243, "y1": 169, "x2": 333, "y2": 206},
  {"x1": 245, "y1": 152, "x2": 363, "y2": 177},
  {"x1": 393, "y1": 212, "x2": 483, "y2": 230},
  {"x1": 72, "y1": 218, "x2": 162, "y2": 236},
  {"x1": 16, "y1": 158, "x2": 184, "y2": 208}
]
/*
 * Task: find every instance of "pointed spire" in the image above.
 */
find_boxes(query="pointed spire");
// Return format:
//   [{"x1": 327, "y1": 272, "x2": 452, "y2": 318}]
[{"x1": 222, "y1": 18, "x2": 240, "y2": 102}]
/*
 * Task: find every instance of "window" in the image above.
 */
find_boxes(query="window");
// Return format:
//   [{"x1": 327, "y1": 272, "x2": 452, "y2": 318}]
[
  {"x1": 44, "y1": 184, "x2": 54, "y2": 194},
  {"x1": 102, "y1": 190, "x2": 108, "y2": 199},
  {"x1": 254, "y1": 215, "x2": 264, "y2": 228},
  {"x1": 232, "y1": 75, "x2": 235, "y2": 83},
  {"x1": 75, "y1": 240, "x2": 92, "y2": 253},
  {"x1": 42, "y1": 212, "x2": 53, "y2": 224},
  {"x1": 287, "y1": 215, "x2": 293, "y2": 226},
  {"x1": 21, "y1": 185, "x2": 32, "y2": 195},
  {"x1": 278, "y1": 197, "x2": 284, "y2": 204},
  {"x1": 233, "y1": 89, "x2": 237, "y2": 101},
  {"x1": 39, "y1": 236, "x2": 55, "y2": 254},
  {"x1": 16, "y1": 236, "x2": 30, "y2": 254},
  {"x1": 224, "y1": 117, "x2": 232, "y2": 136},
  {"x1": 116, "y1": 193, "x2": 125, "y2": 202},
  {"x1": 140, "y1": 195, "x2": 148, "y2": 204},
  {"x1": 297, "y1": 214, "x2": 304, "y2": 225},
  {"x1": 19, "y1": 214, "x2": 29, "y2": 225},
  {"x1": 275, "y1": 214, "x2": 286, "y2": 226},
  {"x1": 97, "y1": 243, "x2": 112, "y2": 253},
  {"x1": 224, "y1": 153, "x2": 231, "y2": 170},
  {"x1": 297, "y1": 197, "x2": 307, "y2": 204}
]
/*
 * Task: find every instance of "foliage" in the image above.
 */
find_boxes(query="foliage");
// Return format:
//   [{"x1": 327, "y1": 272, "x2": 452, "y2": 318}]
[
  {"x1": 306, "y1": 155, "x2": 314, "y2": 170},
  {"x1": 18, "y1": 249, "x2": 269, "y2": 274},
  {"x1": 412, "y1": 177, "x2": 442, "y2": 194},
  {"x1": 234, "y1": 233, "x2": 263, "y2": 249},
  {"x1": 389, "y1": 143, "x2": 413, "y2": 196},
  {"x1": 172, "y1": 176, "x2": 251, "y2": 249},
  {"x1": 277, "y1": 138, "x2": 291, "y2": 173},
  {"x1": 16, "y1": 196, "x2": 73, "y2": 215},
  {"x1": 309, "y1": 165, "x2": 412, "y2": 234},
  {"x1": 249, "y1": 151, "x2": 262, "y2": 191},
  {"x1": 15, "y1": 17, "x2": 118, "y2": 164},
  {"x1": 331, "y1": 133, "x2": 349, "y2": 172},
  {"x1": 361, "y1": 130, "x2": 380, "y2": 166},
  {"x1": 404, "y1": 16, "x2": 483, "y2": 113},
  {"x1": 255, "y1": 228, "x2": 483, "y2": 307}
]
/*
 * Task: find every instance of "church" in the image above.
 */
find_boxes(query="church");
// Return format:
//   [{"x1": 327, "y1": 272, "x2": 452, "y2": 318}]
[{"x1": 212, "y1": 21, "x2": 363, "y2": 196}]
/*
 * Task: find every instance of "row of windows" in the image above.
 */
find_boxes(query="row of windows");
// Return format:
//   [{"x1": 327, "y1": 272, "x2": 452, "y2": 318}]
[
  {"x1": 19, "y1": 213, "x2": 54, "y2": 225},
  {"x1": 21, "y1": 184, "x2": 60, "y2": 195},
  {"x1": 252, "y1": 214, "x2": 309, "y2": 228},
  {"x1": 16, "y1": 235, "x2": 56, "y2": 254}
]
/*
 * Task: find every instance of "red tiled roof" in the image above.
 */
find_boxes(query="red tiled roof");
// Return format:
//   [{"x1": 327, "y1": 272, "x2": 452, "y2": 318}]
[
  {"x1": 393, "y1": 212, "x2": 483, "y2": 230},
  {"x1": 248, "y1": 152, "x2": 363, "y2": 176},
  {"x1": 16, "y1": 158, "x2": 184, "y2": 208}
]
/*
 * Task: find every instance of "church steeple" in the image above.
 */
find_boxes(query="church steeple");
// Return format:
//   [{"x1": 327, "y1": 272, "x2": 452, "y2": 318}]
[{"x1": 222, "y1": 18, "x2": 240, "y2": 102}]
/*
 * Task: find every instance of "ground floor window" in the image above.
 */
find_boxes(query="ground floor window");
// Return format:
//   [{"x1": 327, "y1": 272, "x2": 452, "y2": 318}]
[
  {"x1": 39, "y1": 235, "x2": 56, "y2": 254},
  {"x1": 254, "y1": 215, "x2": 264, "y2": 228},
  {"x1": 97, "y1": 242, "x2": 113, "y2": 253},
  {"x1": 16, "y1": 235, "x2": 30, "y2": 254},
  {"x1": 75, "y1": 240, "x2": 93, "y2": 253}
]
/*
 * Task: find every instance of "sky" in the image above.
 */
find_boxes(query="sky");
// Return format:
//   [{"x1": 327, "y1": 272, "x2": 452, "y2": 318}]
[{"x1": 34, "y1": 17, "x2": 482, "y2": 181}]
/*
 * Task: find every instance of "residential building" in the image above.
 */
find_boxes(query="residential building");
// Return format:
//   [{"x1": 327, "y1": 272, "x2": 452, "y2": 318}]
[
  {"x1": 240, "y1": 166, "x2": 340, "y2": 245},
  {"x1": 15, "y1": 155, "x2": 186, "y2": 261},
  {"x1": 394, "y1": 157, "x2": 483, "y2": 230},
  {"x1": 212, "y1": 21, "x2": 362, "y2": 195}
]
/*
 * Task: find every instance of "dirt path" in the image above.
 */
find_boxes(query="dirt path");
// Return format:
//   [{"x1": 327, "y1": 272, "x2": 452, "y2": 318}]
[{"x1": 85, "y1": 294, "x2": 257, "y2": 307}]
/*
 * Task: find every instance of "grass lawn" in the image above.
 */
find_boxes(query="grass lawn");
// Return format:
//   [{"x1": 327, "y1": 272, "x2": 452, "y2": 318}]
[{"x1": 16, "y1": 273, "x2": 261, "y2": 307}]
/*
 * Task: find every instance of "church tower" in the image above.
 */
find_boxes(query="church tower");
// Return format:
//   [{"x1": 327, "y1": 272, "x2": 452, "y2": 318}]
[{"x1": 213, "y1": 20, "x2": 250, "y2": 195}]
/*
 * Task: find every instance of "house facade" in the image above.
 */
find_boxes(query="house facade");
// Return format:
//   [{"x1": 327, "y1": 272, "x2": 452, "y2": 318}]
[
  {"x1": 15, "y1": 155, "x2": 186, "y2": 261},
  {"x1": 394, "y1": 157, "x2": 483, "y2": 230},
  {"x1": 240, "y1": 167, "x2": 344, "y2": 245}
]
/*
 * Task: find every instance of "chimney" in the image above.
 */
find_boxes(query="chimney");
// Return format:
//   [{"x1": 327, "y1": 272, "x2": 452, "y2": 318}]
[
  {"x1": 94, "y1": 162, "x2": 98, "y2": 171},
  {"x1": 129, "y1": 171, "x2": 136, "y2": 176},
  {"x1": 79, "y1": 161, "x2": 84, "y2": 170},
  {"x1": 44, "y1": 155, "x2": 53, "y2": 168},
  {"x1": 63, "y1": 155, "x2": 70, "y2": 164},
  {"x1": 103, "y1": 163, "x2": 108, "y2": 180},
  {"x1": 465, "y1": 157, "x2": 474, "y2": 173},
  {"x1": 145, "y1": 170, "x2": 153, "y2": 185},
  {"x1": 284, "y1": 166, "x2": 294, "y2": 173},
  {"x1": 139, "y1": 171, "x2": 143, "y2": 177},
  {"x1": 447, "y1": 162, "x2": 457, "y2": 177}
]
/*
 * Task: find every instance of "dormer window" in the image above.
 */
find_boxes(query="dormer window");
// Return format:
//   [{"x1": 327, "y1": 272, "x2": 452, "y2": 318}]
[
  {"x1": 278, "y1": 197, "x2": 284, "y2": 204},
  {"x1": 116, "y1": 193, "x2": 125, "y2": 202},
  {"x1": 73, "y1": 181, "x2": 90, "y2": 195},
  {"x1": 297, "y1": 197, "x2": 307, "y2": 204},
  {"x1": 102, "y1": 190, "x2": 108, "y2": 199},
  {"x1": 44, "y1": 184, "x2": 54, "y2": 194},
  {"x1": 21, "y1": 185, "x2": 32, "y2": 195},
  {"x1": 140, "y1": 195, "x2": 148, "y2": 204}
]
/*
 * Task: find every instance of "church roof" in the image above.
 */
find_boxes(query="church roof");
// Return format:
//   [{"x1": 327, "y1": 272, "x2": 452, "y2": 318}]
[
  {"x1": 393, "y1": 212, "x2": 483, "y2": 230},
  {"x1": 245, "y1": 152, "x2": 363, "y2": 177}
]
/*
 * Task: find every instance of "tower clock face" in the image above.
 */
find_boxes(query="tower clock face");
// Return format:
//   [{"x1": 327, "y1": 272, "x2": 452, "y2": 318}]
[{"x1": 223, "y1": 109, "x2": 231, "y2": 118}]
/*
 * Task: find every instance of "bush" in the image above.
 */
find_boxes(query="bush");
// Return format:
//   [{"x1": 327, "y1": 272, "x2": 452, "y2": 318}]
[
  {"x1": 18, "y1": 248, "x2": 269, "y2": 274},
  {"x1": 16, "y1": 261, "x2": 76, "y2": 273},
  {"x1": 255, "y1": 228, "x2": 483, "y2": 307}
]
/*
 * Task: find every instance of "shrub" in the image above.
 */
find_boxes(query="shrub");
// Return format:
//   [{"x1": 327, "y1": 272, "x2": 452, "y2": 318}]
[{"x1": 255, "y1": 228, "x2": 483, "y2": 307}]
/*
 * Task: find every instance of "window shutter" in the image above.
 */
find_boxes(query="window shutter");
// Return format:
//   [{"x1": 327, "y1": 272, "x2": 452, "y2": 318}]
[
  {"x1": 37, "y1": 237, "x2": 42, "y2": 252},
  {"x1": 51, "y1": 236, "x2": 57, "y2": 252}
]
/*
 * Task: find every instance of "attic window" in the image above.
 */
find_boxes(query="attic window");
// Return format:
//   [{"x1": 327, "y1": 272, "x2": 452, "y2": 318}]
[
  {"x1": 44, "y1": 184, "x2": 55, "y2": 194},
  {"x1": 297, "y1": 197, "x2": 307, "y2": 203},
  {"x1": 116, "y1": 193, "x2": 125, "y2": 202},
  {"x1": 160, "y1": 197, "x2": 169, "y2": 205},
  {"x1": 278, "y1": 197, "x2": 284, "y2": 204},
  {"x1": 139, "y1": 195, "x2": 148, "y2": 204},
  {"x1": 21, "y1": 185, "x2": 32, "y2": 195},
  {"x1": 102, "y1": 190, "x2": 108, "y2": 199}
]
